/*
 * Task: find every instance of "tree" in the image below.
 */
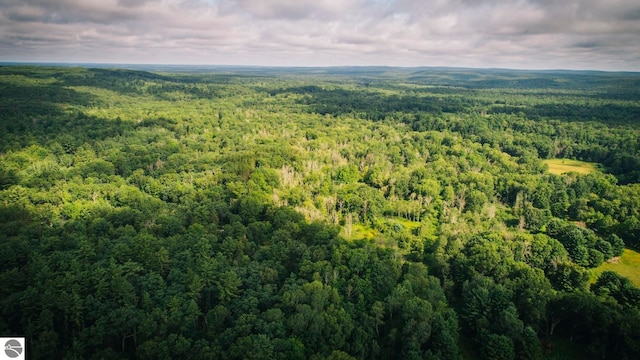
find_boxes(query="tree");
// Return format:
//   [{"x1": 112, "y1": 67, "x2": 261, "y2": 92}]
[{"x1": 481, "y1": 333, "x2": 515, "y2": 360}]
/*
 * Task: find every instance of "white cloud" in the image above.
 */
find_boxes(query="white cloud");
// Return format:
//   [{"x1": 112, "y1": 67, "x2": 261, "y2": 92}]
[{"x1": 0, "y1": 0, "x2": 638, "y2": 69}]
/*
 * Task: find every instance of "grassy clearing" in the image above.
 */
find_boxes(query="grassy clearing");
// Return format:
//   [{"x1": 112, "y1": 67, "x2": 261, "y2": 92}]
[
  {"x1": 341, "y1": 223, "x2": 378, "y2": 240},
  {"x1": 388, "y1": 217, "x2": 421, "y2": 231},
  {"x1": 543, "y1": 159, "x2": 599, "y2": 175},
  {"x1": 592, "y1": 248, "x2": 640, "y2": 287}
]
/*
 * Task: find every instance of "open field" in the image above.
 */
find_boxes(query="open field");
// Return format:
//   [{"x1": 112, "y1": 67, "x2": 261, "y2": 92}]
[
  {"x1": 543, "y1": 159, "x2": 600, "y2": 175},
  {"x1": 592, "y1": 248, "x2": 640, "y2": 286},
  {"x1": 388, "y1": 217, "x2": 421, "y2": 232},
  {"x1": 341, "y1": 223, "x2": 378, "y2": 240}
]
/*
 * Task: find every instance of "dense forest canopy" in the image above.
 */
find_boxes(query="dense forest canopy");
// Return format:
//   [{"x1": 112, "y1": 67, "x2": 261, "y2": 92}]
[{"x1": 1, "y1": 65, "x2": 640, "y2": 359}]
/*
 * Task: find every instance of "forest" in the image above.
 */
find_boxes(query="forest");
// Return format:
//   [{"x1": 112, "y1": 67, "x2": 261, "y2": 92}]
[{"x1": 1, "y1": 64, "x2": 640, "y2": 359}]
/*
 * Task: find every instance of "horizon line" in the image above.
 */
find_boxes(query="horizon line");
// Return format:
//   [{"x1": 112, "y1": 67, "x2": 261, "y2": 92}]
[{"x1": 1, "y1": 61, "x2": 639, "y2": 74}]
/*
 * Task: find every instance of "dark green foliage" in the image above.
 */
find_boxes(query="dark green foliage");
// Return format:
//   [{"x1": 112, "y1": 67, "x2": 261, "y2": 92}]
[
  {"x1": 592, "y1": 271, "x2": 640, "y2": 308},
  {"x1": 546, "y1": 219, "x2": 615, "y2": 267}
]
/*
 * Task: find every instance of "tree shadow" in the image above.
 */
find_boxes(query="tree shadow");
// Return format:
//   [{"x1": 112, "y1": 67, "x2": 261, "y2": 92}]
[
  {"x1": 0, "y1": 78, "x2": 98, "y2": 118},
  {"x1": 0, "y1": 68, "x2": 138, "y2": 152}
]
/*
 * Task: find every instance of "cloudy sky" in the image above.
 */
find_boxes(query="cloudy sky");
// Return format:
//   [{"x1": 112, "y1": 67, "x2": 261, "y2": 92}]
[{"x1": 1, "y1": 0, "x2": 639, "y2": 70}]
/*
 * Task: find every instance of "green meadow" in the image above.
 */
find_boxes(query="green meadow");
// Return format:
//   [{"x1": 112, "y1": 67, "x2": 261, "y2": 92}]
[
  {"x1": 543, "y1": 159, "x2": 600, "y2": 175},
  {"x1": 593, "y1": 248, "x2": 640, "y2": 287}
]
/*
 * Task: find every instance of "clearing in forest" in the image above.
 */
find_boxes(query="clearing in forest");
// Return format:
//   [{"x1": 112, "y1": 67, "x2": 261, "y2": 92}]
[
  {"x1": 593, "y1": 248, "x2": 640, "y2": 287},
  {"x1": 543, "y1": 159, "x2": 600, "y2": 175},
  {"x1": 341, "y1": 223, "x2": 378, "y2": 241}
]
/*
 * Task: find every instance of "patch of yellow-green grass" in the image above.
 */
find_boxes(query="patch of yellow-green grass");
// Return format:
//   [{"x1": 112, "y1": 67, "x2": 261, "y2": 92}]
[
  {"x1": 543, "y1": 159, "x2": 599, "y2": 175},
  {"x1": 592, "y1": 248, "x2": 640, "y2": 287},
  {"x1": 341, "y1": 223, "x2": 378, "y2": 241},
  {"x1": 388, "y1": 217, "x2": 421, "y2": 231}
]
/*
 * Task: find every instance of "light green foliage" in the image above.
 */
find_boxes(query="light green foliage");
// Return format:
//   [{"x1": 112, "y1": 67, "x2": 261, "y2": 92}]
[{"x1": 1, "y1": 66, "x2": 640, "y2": 359}]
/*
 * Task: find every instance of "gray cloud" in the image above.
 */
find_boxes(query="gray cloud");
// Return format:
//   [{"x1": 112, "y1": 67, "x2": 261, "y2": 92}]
[
  {"x1": 0, "y1": 0, "x2": 638, "y2": 70},
  {"x1": 117, "y1": 0, "x2": 153, "y2": 7},
  {"x1": 222, "y1": 0, "x2": 363, "y2": 20}
]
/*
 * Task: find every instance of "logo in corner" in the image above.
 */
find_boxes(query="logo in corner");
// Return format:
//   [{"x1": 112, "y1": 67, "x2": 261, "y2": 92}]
[{"x1": 4, "y1": 339, "x2": 23, "y2": 358}]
